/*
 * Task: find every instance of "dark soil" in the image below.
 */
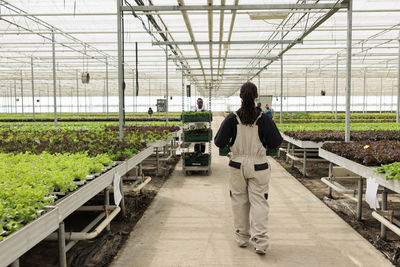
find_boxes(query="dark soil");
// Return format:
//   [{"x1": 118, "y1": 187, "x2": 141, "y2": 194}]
[
  {"x1": 20, "y1": 157, "x2": 179, "y2": 267},
  {"x1": 275, "y1": 153, "x2": 400, "y2": 266}
]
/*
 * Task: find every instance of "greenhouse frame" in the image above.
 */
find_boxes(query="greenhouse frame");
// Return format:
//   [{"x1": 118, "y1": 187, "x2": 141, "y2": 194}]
[{"x1": 1, "y1": 0, "x2": 400, "y2": 266}]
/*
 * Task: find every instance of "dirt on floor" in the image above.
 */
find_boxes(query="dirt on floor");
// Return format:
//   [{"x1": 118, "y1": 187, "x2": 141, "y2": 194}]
[
  {"x1": 275, "y1": 154, "x2": 400, "y2": 266},
  {"x1": 20, "y1": 156, "x2": 180, "y2": 267}
]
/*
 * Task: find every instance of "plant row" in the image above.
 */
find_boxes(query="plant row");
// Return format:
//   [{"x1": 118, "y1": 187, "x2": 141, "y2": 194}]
[
  {"x1": 284, "y1": 130, "x2": 400, "y2": 142},
  {"x1": 322, "y1": 140, "x2": 400, "y2": 166},
  {"x1": 0, "y1": 112, "x2": 182, "y2": 120},
  {"x1": 275, "y1": 112, "x2": 397, "y2": 120},
  {"x1": 277, "y1": 123, "x2": 400, "y2": 132},
  {"x1": 0, "y1": 125, "x2": 180, "y2": 161},
  {"x1": 0, "y1": 152, "x2": 113, "y2": 240},
  {"x1": 375, "y1": 162, "x2": 400, "y2": 180}
]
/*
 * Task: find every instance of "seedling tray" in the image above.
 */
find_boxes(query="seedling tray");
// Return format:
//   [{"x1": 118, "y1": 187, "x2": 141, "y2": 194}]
[
  {"x1": 181, "y1": 113, "x2": 213, "y2": 123},
  {"x1": 184, "y1": 153, "x2": 210, "y2": 166},
  {"x1": 183, "y1": 130, "x2": 213, "y2": 142}
]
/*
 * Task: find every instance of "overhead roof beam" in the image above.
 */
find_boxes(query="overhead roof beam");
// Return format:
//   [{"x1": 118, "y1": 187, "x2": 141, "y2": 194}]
[
  {"x1": 120, "y1": 3, "x2": 348, "y2": 12},
  {"x1": 208, "y1": 0, "x2": 214, "y2": 83},
  {"x1": 170, "y1": 56, "x2": 279, "y2": 60},
  {"x1": 2, "y1": 9, "x2": 400, "y2": 17},
  {"x1": 153, "y1": 40, "x2": 302, "y2": 45},
  {"x1": 177, "y1": 0, "x2": 207, "y2": 87},
  {"x1": 217, "y1": 0, "x2": 239, "y2": 88},
  {"x1": 2, "y1": 27, "x2": 400, "y2": 35},
  {"x1": 249, "y1": 2, "x2": 357, "y2": 81}
]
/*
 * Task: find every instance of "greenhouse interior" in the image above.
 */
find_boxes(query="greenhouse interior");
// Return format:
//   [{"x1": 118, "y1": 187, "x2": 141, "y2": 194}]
[{"x1": 1, "y1": 0, "x2": 400, "y2": 266}]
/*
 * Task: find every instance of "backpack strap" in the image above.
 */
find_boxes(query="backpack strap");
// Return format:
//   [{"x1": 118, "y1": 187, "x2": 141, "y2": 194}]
[
  {"x1": 233, "y1": 111, "x2": 242, "y2": 125},
  {"x1": 253, "y1": 113, "x2": 263, "y2": 126}
]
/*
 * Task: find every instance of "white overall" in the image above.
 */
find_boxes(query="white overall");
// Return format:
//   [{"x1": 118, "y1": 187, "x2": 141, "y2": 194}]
[{"x1": 229, "y1": 112, "x2": 271, "y2": 250}]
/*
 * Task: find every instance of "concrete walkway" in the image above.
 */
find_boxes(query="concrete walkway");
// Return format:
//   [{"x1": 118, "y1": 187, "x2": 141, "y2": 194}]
[{"x1": 111, "y1": 117, "x2": 392, "y2": 267}]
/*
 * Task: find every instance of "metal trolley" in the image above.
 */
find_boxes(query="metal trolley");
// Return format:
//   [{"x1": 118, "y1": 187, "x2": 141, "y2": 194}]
[{"x1": 181, "y1": 82, "x2": 212, "y2": 176}]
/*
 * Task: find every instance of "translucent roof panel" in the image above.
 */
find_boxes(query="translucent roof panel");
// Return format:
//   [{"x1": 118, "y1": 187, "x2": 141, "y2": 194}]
[{"x1": 0, "y1": 0, "x2": 399, "y2": 98}]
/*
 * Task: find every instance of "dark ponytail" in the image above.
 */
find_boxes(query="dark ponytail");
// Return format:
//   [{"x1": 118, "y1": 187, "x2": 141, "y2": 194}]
[{"x1": 239, "y1": 82, "x2": 258, "y2": 125}]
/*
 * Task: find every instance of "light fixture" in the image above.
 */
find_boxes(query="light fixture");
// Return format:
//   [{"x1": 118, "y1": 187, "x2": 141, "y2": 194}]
[{"x1": 248, "y1": 12, "x2": 289, "y2": 20}]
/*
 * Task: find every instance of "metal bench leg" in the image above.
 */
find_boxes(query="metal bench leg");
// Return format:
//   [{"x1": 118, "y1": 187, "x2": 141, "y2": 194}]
[
  {"x1": 291, "y1": 145, "x2": 295, "y2": 168},
  {"x1": 357, "y1": 177, "x2": 363, "y2": 221},
  {"x1": 104, "y1": 188, "x2": 111, "y2": 232},
  {"x1": 303, "y1": 149, "x2": 307, "y2": 177},
  {"x1": 286, "y1": 143, "x2": 290, "y2": 162},
  {"x1": 156, "y1": 147, "x2": 160, "y2": 176},
  {"x1": 381, "y1": 188, "x2": 388, "y2": 240},
  {"x1": 119, "y1": 178, "x2": 126, "y2": 217},
  {"x1": 58, "y1": 222, "x2": 67, "y2": 267},
  {"x1": 328, "y1": 163, "x2": 333, "y2": 198},
  {"x1": 138, "y1": 163, "x2": 143, "y2": 176}
]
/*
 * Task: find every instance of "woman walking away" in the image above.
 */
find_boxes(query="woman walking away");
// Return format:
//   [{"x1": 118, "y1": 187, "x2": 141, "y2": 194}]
[{"x1": 214, "y1": 82, "x2": 282, "y2": 255}]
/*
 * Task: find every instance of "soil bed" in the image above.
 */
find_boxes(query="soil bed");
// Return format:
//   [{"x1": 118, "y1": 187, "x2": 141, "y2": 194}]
[{"x1": 275, "y1": 154, "x2": 400, "y2": 266}]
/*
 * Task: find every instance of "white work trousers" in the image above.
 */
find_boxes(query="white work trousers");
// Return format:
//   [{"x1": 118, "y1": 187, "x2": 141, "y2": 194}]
[{"x1": 229, "y1": 165, "x2": 271, "y2": 250}]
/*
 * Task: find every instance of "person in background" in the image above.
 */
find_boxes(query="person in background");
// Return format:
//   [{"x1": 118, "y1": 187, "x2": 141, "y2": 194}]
[
  {"x1": 265, "y1": 104, "x2": 275, "y2": 121},
  {"x1": 192, "y1": 98, "x2": 205, "y2": 112},
  {"x1": 147, "y1": 107, "x2": 154, "y2": 117},
  {"x1": 215, "y1": 82, "x2": 282, "y2": 255},
  {"x1": 192, "y1": 98, "x2": 206, "y2": 153},
  {"x1": 256, "y1": 102, "x2": 262, "y2": 112}
]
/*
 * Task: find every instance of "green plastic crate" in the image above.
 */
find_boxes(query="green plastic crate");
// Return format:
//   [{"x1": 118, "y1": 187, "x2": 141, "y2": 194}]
[
  {"x1": 184, "y1": 153, "x2": 210, "y2": 166},
  {"x1": 183, "y1": 130, "x2": 213, "y2": 142},
  {"x1": 181, "y1": 113, "x2": 213, "y2": 123}
]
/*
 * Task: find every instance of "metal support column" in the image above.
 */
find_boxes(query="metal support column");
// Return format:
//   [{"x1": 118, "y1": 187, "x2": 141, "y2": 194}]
[
  {"x1": 335, "y1": 55, "x2": 339, "y2": 119},
  {"x1": 345, "y1": 0, "x2": 352, "y2": 142},
  {"x1": 31, "y1": 57, "x2": 35, "y2": 119},
  {"x1": 58, "y1": 222, "x2": 67, "y2": 267},
  {"x1": 380, "y1": 77, "x2": 383, "y2": 114},
  {"x1": 280, "y1": 28, "x2": 284, "y2": 124},
  {"x1": 14, "y1": 80, "x2": 17, "y2": 114},
  {"x1": 363, "y1": 70, "x2": 366, "y2": 116},
  {"x1": 59, "y1": 80, "x2": 62, "y2": 115},
  {"x1": 135, "y1": 42, "x2": 139, "y2": 113},
  {"x1": 166, "y1": 45, "x2": 169, "y2": 126},
  {"x1": 258, "y1": 62, "x2": 261, "y2": 92},
  {"x1": 9, "y1": 84, "x2": 13, "y2": 114},
  {"x1": 132, "y1": 70, "x2": 135, "y2": 113},
  {"x1": 76, "y1": 70, "x2": 79, "y2": 114},
  {"x1": 117, "y1": 0, "x2": 124, "y2": 140},
  {"x1": 357, "y1": 177, "x2": 363, "y2": 221},
  {"x1": 381, "y1": 188, "x2": 388, "y2": 240},
  {"x1": 20, "y1": 71, "x2": 24, "y2": 117},
  {"x1": 286, "y1": 77, "x2": 289, "y2": 113},
  {"x1": 305, "y1": 68, "x2": 307, "y2": 113},
  {"x1": 106, "y1": 58, "x2": 109, "y2": 119},
  {"x1": 52, "y1": 30, "x2": 58, "y2": 126},
  {"x1": 397, "y1": 34, "x2": 400, "y2": 123}
]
